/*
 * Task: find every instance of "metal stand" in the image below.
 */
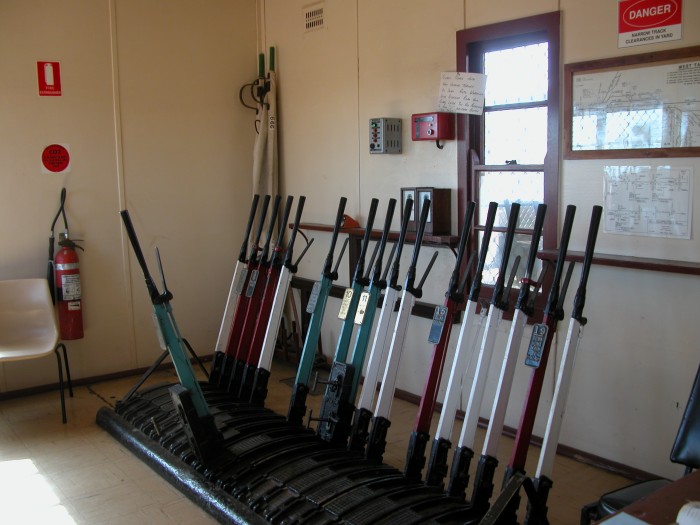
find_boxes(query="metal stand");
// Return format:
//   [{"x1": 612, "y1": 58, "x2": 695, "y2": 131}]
[
  {"x1": 479, "y1": 471, "x2": 549, "y2": 525},
  {"x1": 118, "y1": 338, "x2": 209, "y2": 405}
]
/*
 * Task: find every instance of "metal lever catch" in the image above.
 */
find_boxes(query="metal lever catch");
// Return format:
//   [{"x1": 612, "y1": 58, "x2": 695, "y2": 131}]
[
  {"x1": 306, "y1": 408, "x2": 337, "y2": 429},
  {"x1": 311, "y1": 371, "x2": 343, "y2": 394}
]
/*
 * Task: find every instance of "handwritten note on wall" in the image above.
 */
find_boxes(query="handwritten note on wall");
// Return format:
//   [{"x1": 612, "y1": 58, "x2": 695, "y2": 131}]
[{"x1": 438, "y1": 72, "x2": 487, "y2": 115}]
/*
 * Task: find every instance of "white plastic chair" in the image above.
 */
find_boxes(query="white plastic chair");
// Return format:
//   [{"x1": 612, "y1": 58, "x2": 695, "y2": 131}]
[{"x1": 0, "y1": 279, "x2": 73, "y2": 423}]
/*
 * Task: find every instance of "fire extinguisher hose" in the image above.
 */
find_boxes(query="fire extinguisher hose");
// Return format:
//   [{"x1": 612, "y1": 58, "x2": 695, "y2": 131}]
[{"x1": 48, "y1": 188, "x2": 68, "y2": 303}]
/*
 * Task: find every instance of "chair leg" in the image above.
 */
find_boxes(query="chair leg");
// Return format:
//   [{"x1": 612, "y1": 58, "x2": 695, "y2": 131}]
[
  {"x1": 54, "y1": 348, "x2": 67, "y2": 424},
  {"x1": 57, "y1": 343, "x2": 73, "y2": 397}
]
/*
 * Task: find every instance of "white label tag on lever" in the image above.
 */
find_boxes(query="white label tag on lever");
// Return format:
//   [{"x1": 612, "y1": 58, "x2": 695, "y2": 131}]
[
  {"x1": 151, "y1": 312, "x2": 166, "y2": 350},
  {"x1": 354, "y1": 292, "x2": 371, "y2": 324},
  {"x1": 235, "y1": 267, "x2": 249, "y2": 295},
  {"x1": 525, "y1": 323, "x2": 548, "y2": 368},
  {"x1": 306, "y1": 281, "x2": 322, "y2": 313},
  {"x1": 428, "y1": 305, "x2": 448, "y2": 344},
  {"x1": 245, "y1": 269, "x2": 259, "y2": 297},
  {"x1": 338, "y1": 288, "x2": 354, "y2": 320}
]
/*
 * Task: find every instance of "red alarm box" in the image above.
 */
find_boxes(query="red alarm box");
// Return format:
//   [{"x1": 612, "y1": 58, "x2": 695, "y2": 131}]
[{"x1": 411, "y1": 112, "x2": 455, "y2": 141}]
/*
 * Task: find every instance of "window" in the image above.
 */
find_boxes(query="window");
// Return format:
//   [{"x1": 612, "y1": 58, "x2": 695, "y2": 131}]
[{"x1": 456, "y1": 12, "x2": 560, "y2": 308}]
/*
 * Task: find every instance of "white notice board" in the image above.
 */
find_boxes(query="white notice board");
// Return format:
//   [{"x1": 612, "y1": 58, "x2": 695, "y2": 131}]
[{"x1": 603, "y1": 165, "x2": 693, "y2": 239}]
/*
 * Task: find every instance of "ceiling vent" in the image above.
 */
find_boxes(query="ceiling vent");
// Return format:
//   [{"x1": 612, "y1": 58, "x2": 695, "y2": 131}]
[{"x1": 304, "y1": 3, "x2": 325, "y2": 32}]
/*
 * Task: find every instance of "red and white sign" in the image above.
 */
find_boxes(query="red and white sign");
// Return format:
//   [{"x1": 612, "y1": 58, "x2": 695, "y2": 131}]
[
  {"x1": 41, "y1": 144, "x2": 71, "y2": 174},
  {"x1": 618, "y1": 0, "x2": 682, "y2": 47},
  {"x1": 37, "y1": 61, "x2": 62, "y2": 96}
]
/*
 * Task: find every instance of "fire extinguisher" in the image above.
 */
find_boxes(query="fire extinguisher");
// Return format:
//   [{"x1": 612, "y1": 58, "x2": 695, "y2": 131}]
[
  {"x1": 49, "y1": 188, "x2": 84, "y2": 340},
  {"x1": 55, "y1": 234, "x2": 84, "y2": 339}
]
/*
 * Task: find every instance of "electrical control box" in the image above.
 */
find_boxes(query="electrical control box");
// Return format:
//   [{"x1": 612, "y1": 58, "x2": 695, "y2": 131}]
[
  {"x1": 411, "y1": 112, "x2": 455, "y2": 141},
  {"x1": 369, "y1": 118, "x2": 402, "y2": 154}
]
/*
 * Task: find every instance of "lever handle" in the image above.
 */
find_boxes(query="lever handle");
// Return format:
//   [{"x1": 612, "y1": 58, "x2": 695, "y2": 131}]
[
  {"x1": 238, "y1": 195, "x2": 260, "y2": 262},
  {"x1": 324, "y1": 197, "x2": 348, "y2": 277},
  {"x1": 249, "y1": 195, "x2": 271, "y2": 263},
  {"x1": 271, "y1": 196, "x2": 294, "y2": 267},
  {"x1": 259, "y1": 195, "x2": 282, "y2": 265},
  {"x1": 572, "y1": 205, "x2": 602, "y2": 323},
  {"x1": 468, "y1": 201, "x2": 498, "y2": 302},
  {"x1": 388, "y1": 196, "x2": 414, "y2": 290},
  {"x1": 491, "y1": 203, "x2": 521, "y2": 308},
  {"x1": 353, "y1": 198, "x2": 379, "y2": 282},
  {"x1": 120, "y1": 210, "x2": 159, "y2": 303},
  {"x1": 285, "y1": 196, "x2": 307, "y2": 268},
  {"x1": 545, "y1": 204, "x2": 576, "y2": 318},
  {"x1": 523, "y1": 204, "x2": 547, "y2": 281},
  {"x1": 370, "y1": 199, "x2": 397, "y2": 284},
  {"x1": 447, "y1": 201, "x2": 476, "y2": 298}
]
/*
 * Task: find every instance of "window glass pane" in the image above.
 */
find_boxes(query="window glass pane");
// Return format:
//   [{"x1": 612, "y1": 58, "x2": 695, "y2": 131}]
[
  {"x1": 571, "y1": 114, "x2": 598, "y2": 150},
  {"x1": 604, "y1": 109, "x2": 664, "y2": 149},
  {"x1": 484, "y1": 107, "x2": 547, "y2": 164},
  {"x1": 478, "y1": 231, "x2": 543, "y2": 288},
  {"x1": 484, "y1": 42, "x2": 548, "y2": 105},
  {"x1": 478, "y1": 171, "x2": 544, "y2": 228},
  {"x1": 572, "y1": 108, "x2": 665, "y2": 150}
]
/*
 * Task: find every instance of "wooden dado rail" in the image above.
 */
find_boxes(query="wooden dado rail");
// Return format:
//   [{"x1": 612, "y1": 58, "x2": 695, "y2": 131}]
[
  {"x1": 290, "y1": 223, "x2": 700, "y2": 333},
  {"x1": 537, "y1": 249, "x2": 700, "y2": 276}
]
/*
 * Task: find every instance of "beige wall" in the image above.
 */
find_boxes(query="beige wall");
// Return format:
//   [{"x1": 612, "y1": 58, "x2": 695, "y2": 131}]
[
  {"x1": 1, "y1": 0, "x2": 699, "y2": 483},
  {"x1": 263, "y1": 0, "x2": 700, "y2": 480},
  {"x1": 0, "y1": 1, "x2": 257, "y2": 382}
]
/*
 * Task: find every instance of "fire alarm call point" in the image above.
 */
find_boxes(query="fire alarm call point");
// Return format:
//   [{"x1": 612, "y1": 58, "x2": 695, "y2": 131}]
[{"x1": 411, "y1": 112, "x2": 455, "y2": 141}]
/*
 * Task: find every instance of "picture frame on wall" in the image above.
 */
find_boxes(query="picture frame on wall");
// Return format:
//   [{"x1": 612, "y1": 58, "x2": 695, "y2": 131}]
[
  {"x1": 417, "y1": 189, "x2": 432, "y2": 224},
  {"x1": 564, "y1": 45, "x2": 700, "y2": 159},
  {"x1": 416, "y1": 187, "x2": 451, "y2": 235},
  {"x1": 401, "y1": 187, "x2": 417, "y2": 232}
]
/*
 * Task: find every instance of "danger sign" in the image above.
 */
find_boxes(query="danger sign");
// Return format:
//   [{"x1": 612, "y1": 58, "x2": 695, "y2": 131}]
[
  {"x1": 619, "y1": 0, "x2": 682, "y2": 48},
  {"x1": 42, "y1": 144, "x2": 71, "y2": 174}
]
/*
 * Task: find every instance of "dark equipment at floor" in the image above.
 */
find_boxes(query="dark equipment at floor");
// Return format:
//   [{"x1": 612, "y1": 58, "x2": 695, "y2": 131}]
[{"x1": 580, "y1": 361, "x2": 700, "y2": 523}]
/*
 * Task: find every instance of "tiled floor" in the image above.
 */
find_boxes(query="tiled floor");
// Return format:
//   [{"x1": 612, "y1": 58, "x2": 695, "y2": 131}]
[{"x1": 0, "y1": 357, "x2": 631, "y2": 524}]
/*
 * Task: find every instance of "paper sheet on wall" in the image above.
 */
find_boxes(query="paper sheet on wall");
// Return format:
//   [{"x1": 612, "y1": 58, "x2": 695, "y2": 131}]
[
  {"x1": 438, "y1": 72, "x2": 487, "y2": 115},
  {"x1": 603, "y1": 165, "x2": 693, "y2": 239}
]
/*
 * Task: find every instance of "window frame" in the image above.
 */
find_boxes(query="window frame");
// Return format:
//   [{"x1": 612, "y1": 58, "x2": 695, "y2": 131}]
[{"x1": 456, "y1": 11, "x2": 561, "y2": 313}]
